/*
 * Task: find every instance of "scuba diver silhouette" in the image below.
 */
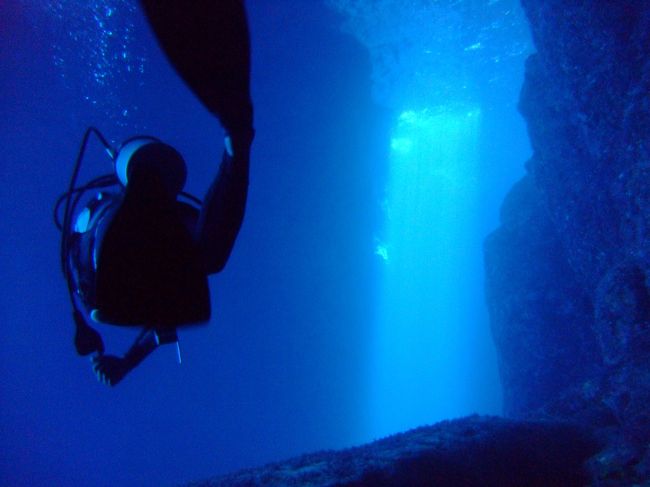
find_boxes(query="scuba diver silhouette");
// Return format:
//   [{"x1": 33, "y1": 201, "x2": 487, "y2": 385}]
[{"x1": 54, "y1": 0, "x2": 254, "y2": 386}]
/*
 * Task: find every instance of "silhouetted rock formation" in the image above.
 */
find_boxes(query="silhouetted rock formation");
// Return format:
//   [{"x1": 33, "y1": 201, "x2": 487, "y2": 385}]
[
  {"x1": 185, "y1": 416, "x2": 597, "y2": 487},
  {"x1": 485, "y1": 1, "x2": 650, "y2": 484}
]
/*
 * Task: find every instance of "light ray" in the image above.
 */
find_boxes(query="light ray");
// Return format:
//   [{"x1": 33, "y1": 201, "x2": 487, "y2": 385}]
[{"x1": 370, "y1": 107, "x2": 483, "y2": 438}]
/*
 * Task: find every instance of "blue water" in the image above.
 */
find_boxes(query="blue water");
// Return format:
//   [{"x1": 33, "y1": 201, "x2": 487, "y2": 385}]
[{"x1": 1, "y1": 1, "x2": 531, "y2": 485}]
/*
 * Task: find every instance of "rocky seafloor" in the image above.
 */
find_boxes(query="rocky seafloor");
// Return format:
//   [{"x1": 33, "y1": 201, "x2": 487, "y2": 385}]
[{"x1": 185, "y1": 416, "x2": 598, "y2": 487}]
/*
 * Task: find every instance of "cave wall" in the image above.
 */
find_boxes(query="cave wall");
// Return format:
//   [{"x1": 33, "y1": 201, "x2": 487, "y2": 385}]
[{"x1": 484, "y1": 0, "x2": 650, "y2": 480}]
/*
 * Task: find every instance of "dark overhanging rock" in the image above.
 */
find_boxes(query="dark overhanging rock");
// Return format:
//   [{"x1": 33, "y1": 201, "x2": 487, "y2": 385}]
[{"x1": 184, "y1": 416, "x2": 598, "y2": 487}]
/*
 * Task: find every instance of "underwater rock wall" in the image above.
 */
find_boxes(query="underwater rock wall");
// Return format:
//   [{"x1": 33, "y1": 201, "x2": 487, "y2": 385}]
[{"x1": 485, "y1": 0, "x2": 650, "y2": 482}]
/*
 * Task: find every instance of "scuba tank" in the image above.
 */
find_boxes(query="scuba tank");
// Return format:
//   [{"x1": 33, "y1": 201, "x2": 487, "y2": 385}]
[{"x1": 54, "y1": 128, "x2": 210, "y2": 356}]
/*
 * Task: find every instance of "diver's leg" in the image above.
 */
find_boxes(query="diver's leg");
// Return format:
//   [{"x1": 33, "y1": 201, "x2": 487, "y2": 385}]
[{"x1": 196, "y1": 132, "x2": 252, "y2": 275}]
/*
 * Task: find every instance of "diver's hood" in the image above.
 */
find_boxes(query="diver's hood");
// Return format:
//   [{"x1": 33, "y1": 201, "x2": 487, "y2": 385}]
[{"x1": 115, "y1": 136, "x2": 187, "y2": 197}]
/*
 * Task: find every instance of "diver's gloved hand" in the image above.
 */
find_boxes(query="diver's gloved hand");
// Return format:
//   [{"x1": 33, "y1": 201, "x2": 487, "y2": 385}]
[
  {"x1": 73, "y1": 310, "x2": 105, "y2": 356},
  {"x1": 91, "y1": 354, "x2": 130, "y2": 387},
  {"x1": 90, "y1": 329, "x2": 159, "y2": 386}
]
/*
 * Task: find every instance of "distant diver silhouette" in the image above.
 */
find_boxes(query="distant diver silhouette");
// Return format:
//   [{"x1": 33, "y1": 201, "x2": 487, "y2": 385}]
[{"x1": 54, "y1": 0, "x2": 254, "y2": 386}]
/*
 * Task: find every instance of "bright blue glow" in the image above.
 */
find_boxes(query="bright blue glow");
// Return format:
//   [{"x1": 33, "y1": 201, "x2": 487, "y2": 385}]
[
  {"x1": 74, "y1": 207, "x2": 91, "y2": 233},
  {"x1": 374, "y1": 243, "x2": 389, "y2": 261},
  {"x1": 370, "y1": 107, "x2": 484, "y2": 438}
]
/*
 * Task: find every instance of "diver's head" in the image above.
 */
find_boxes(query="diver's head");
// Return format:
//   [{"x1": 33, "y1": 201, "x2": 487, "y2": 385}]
[{"x1": 115, "y1": 136, "x2": 187, "y2": 197}]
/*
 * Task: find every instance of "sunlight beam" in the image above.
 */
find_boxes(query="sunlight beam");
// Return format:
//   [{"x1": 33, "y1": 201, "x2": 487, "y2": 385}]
[{"x1": 370, "y1": 107, "x2": 482, "y2": 438}]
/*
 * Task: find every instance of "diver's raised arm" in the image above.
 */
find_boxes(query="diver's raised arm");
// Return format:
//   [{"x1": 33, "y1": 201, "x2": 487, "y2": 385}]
[{"x1": 196, "y1": 125, "x2": 253, "y2": 276}]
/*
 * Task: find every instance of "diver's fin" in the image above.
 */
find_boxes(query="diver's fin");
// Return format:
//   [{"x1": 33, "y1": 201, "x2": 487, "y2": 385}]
[{"x1": 139, "y1": 0, "x2": 253, "y2": 133}]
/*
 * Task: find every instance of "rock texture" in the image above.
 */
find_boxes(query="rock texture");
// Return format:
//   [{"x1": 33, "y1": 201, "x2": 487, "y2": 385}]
[
  {"x1": 184, "y1": 416, "x2": 597, "y2": 487},
  {"x1": 484, "y1": 1, "x2": 650, "y2": 484}
]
